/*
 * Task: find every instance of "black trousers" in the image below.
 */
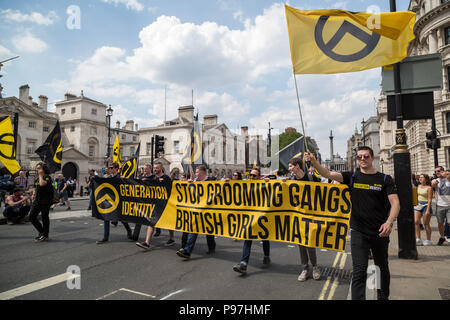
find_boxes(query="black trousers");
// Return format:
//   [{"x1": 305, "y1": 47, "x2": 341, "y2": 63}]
[
  {"x1": 351, "y1": 229, "x2": 390, "y2": 300},
  {"x1": 29, "y1": 203, "x2": 51, "y2": 237},
  {"x1": 3, "y1": 206, "x2": 30, "y2": 222}
]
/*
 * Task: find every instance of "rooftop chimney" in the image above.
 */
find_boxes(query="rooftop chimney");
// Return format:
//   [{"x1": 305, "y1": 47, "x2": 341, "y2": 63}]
[
  {"x1": 116, "y1": 121, "x2": 120, "y2": 129},
  {"x1": 38, "y1": 95, "x2": 48, "y2": 111},
  {"x1": 203, "y1": 115, "x2": 218, "y2": 126},
  {"x1": 178, "y1": 105, "x2": 194, "y2": 123},
  {"x1": 135, "y1": 123, "x2": 138, "y2": 131},
  {"x1": 64, "y1": 92, "x2": 77, "y2": 100},
  {"x1": 19, "y1": 85, "x2": 30, "y2": 104},
  {"x1": 28, "y1": 96, "x2": 33, "y2": 106},
  {"x1": 125, "y1": 120, "x2": 134, "y2": 131},
  {"x1": 241, "y1": 126, "x2": 248, "y2": 137}
]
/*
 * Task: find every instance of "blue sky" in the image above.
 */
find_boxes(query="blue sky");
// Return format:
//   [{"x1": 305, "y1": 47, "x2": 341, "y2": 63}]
[{"x1": 0, "y1": 0, "x2": 411, "y2": 160}]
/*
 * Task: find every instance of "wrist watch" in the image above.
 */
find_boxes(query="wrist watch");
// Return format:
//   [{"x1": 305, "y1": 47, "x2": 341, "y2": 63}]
[{"x1": 388, "y1": 222, "x2": 393, "y2": 228}]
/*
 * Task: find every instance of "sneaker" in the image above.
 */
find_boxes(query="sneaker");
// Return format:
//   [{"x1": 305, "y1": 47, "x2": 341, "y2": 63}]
[
  {"x1": 136, "y1": 242, "x2": 152, "y2": 250},
  {"x1": 298, "y1": 269, "x2": 309, "y2": 282},
  {"x1": 206, "y1": 249, "x2": 216, "y2": 255},
  {"x1": 7, "y1": 220, "x2": 14, "y2": 225},
  {"x1": 154, "y1": 229, "x2": 161, "y2": 237},
  {"x1": 35, "y1": 235, "x2": 48, "y2": 242},
  {"x1": 312, "y1": 266, "x2": 321, "y2": 280},
  {"x1": 233, "y1": 263, "x2": 247, "y2": 274},
  {"x1": 96, "y1": 239, "x2": 108, "y2": 244},
  {"x1": 176, "y1": 248, "x2": 191, "y2": 259},
  {"x1": 49, "y1": 208, "x2": 54, "y2": 212},
  {"x1": 87, "y1": 206, "x2": 92, "y2": 210},
  {"x1": 165, "y1": 239, "x2": 175, "y2": 246},
  {"x1": 423, "y1": 240, "x2": 432, "y2": 246},
  {"x1": 66, "y1": 207, "x2": 71, "y2": 211},
  {"x1": 437, "y1": 237, "x2": 446, "y2": 246},
  {"x1": 34, "y1": 233, "x2": 43, "y2": 241},
  {"x1": 263, "y1": 256, "x2": 271, "y2": 265},
  {"x1": 111, "y1": 221, "x2": 118, "y2": 227},
  {"x1": 416, "y1": 238, "x2": 423, "y2": 246}
]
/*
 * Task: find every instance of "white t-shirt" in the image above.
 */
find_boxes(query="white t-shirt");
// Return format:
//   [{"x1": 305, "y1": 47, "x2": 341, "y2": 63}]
[{"x1": 435, "y1": 178, "x2": 450, "y2": 207}]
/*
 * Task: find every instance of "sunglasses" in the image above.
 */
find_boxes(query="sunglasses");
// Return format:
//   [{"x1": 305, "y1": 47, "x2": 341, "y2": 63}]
[
  {"x1": 356, "y1": 154, "x2": 371, "y2": 160},
  {"x1": 436, "y1": 170, "x2": 441, "y2": 173},
  {"x1": 248, "y1": 174, "x2": 257, "y2": 178}
]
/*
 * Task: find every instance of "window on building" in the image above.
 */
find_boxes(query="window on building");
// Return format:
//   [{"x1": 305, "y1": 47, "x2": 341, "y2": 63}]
[
  {"x1": 89, "y1": 145, "x2": 95, "y2": 158},
  {"x1": 27, "y1": 141, "x2": 36, "y2": 155},
  {"x1": 132, "y1": 136, "x2": 137, "y2": 142},
  {"x1": 61, "y1": 109, "x2": 65, "y2": 115},
  {"x1": 174, "y1": 141, "x2": 179, "y2": 154},
  {"x1": 71, "y1": 107, "x2": 76, "y2": 114},
  {"x1": 446, "y1": 113, "x2": 450, "y2": 134},
  {"x1": 446, "y1": 27, "x2": 450, "y2": 46},
  {"x1": 71, "y1": 126, "x2": 75, "y2": 132},
  {"x1": 28, "y1": 121, "x2": 36, "y2": 128},
  {"x1": 91, "y1": 108, "x2": 97, "y2": 115},
  {"x1": 43, "y1": 126, "x2": 49, "y2": 132},
  {"x1": 448, "y1": 66, "x2": 450, "y2": 92},
  {"x1": 442, "y1": 0, "x2": 450, "y2": 5},
  {"x1": 130, "y1": 147, "x2": 135, "y2": 156},
  {"x1": 120, "y1": 147, "x2": 123, "y2": 155},
  {"x1": 90, "y1": 127, "x2": 97, "y2": 135},
  {"x1": 146, "y1": 143, "x2": 152, "y2": 155},
  {"x1": 61, "y1": 127, "x2": 65, "y2": 132}
]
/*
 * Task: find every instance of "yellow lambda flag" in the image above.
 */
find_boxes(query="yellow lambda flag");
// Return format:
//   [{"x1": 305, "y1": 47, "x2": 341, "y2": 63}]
[
  {"x1": 112, "y1": 135, "x2": 121, "y2": 165},
  {"x1": 0, "y1": 116, "x2": 21, "y2": 175},
  {"x1": 285, "y1": 5, "x2": 416, "y2": 74}
]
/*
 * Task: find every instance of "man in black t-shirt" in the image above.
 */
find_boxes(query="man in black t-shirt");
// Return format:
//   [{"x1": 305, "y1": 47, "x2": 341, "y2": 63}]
[{"x1": 305, "y1": 146, "x2": 400, "y2": 300}]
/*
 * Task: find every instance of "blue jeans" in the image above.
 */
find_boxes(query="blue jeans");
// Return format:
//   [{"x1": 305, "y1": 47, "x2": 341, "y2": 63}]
[
  {"x1": 240, "y1": 240, "x2": 270, "y2": 265},
  {"x1": 445, "y1": 218, "x2": 450, "y2": 238},
  {"x1": 103, "y1": 220, "x2": 132, "y2": 240},
  {"x1": 89, "y1": 189, "x2": 94, "y2": 208},
  {"x1": 184, "y1": 233, "x2": 216, "y2": 255}
]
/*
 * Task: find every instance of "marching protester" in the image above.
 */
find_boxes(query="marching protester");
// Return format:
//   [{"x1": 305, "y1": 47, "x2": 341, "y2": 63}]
[
  {"x1": 176, "y1": 165, "x2": 216, "y2": 259},
  {"x1": 179, "y1": 172, "x2": 189, "y2": 249},
  {"x1": 29, "y1": 162, "x2": 54, "y2": 242},
  {"x1": 96, "y1": 162, "x2": 133, "y2": 244},
  {"x1": 86, "y1": 169, "x2": 98, "y2": 210},
  {"x1": 305, "y1": 146, "x2": 400, "y2": 300},
  {"x1": 282, "y1": 157, "x2": 321, "y2": 281},
  {"x1": 232, "y1": 167, "x2": 270, "y2": 274},
  {"x1": 3, "y1": 187, "x2": 31, "y2": 224},
  {"x1": 414, "y1": 174, "x2": 433, "y2": 246},
  {"x1": 432, "y1": 166, "x2": 450, "y2": 246},
  {"x1": 51, "y1": 173, "x2": 71, "y2": 211},
  {"x1": 132, "y1": 163, "x2": 152, "y2": 242},
  {"x1": 136, "y1": 162, "x2": 174, "y2": 250}
]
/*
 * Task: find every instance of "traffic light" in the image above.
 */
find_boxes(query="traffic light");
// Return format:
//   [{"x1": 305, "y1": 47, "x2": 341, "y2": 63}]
[
  {"x1": 154, "y1": 135, "x2": 165, "y2": 155},
  {"x1": 426, "y1": 131, "x2": 440, "y2": 149}
]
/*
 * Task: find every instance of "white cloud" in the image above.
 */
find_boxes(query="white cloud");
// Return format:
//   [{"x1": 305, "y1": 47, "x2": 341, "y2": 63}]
[
  {"x1": 0, "y1": 45, "x2": 14, "y2": 60},
  {"x1": 101, "y1": 0, "x2": 144, "y2": 11},
  {"x1": 11, "y1": 31, "x2": 48, "y2": 53},
  {"x1": 0, "y1": 9, "x2": 58, "y2": 25}
]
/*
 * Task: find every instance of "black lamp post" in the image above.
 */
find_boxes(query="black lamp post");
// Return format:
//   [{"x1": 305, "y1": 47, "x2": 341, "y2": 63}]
[{"x1": 106, "y1": 104, "x2": 113, "y2": 162}]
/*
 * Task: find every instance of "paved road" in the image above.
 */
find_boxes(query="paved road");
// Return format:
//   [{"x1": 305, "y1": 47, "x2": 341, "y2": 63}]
[{"x1": 0, "y1": 203, "x2": 353, "y2": 300}]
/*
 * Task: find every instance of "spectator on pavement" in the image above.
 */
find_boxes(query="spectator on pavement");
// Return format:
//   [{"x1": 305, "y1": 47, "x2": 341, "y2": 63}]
[
  {"x1": 51, "y1": 174, "x2": 71, "y2": 211},
  {"x1": 432, "y1": 167, "x2": 450, "y2": 246},
  {"x1": 3, "y1": 187, "x2": 31, "y2": 224},
  {"x1": 414, "y1": 174, "x2": 433, "y2": 246}
]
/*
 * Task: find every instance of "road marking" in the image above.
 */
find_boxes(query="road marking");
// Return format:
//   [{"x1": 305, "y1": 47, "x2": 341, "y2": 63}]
[
  {"x1": 318, "y1": 252, "x2": 342, "y2": 300},
  {"x1": 160, "y1": 289, "x2": 186, "y2": 300},
  {"x1": 327, "y1": 253, "x2": 348, "y2": 300},
  {"x1": 96, "y1": 288, "x2": 155, "y2": 300},
  {"x1": 0, "y1": 272, "x2": 79, "y2": 300}
]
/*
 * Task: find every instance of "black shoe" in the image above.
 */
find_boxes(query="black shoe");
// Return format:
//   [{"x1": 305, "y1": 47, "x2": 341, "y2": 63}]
[
  {"x1": 34, "y1": 233, "x2": 43, "y2": 241},
  {"x1": 165, "y1": 239, "x2": 175, "y2": 246},
  {"x1": 176, "y1": 248, "x2": 191, "y2": 259},
  {"x1": 111, "y1": 221, "x2": 118, "y2": 227},
  {"x1": 437, "y1": 237, "x2": 446, "y2": 246},
  {"x1": 35, "y1": 235, "x2": 48, "y2": 242},
  {"x1": 263, "y1": 256, "x2": 271, "y2": 265},
  {"x1": 87, "y1": 207, "x2": 92, "y2": 210},
  {"x1": 136, "y1": 242, "x2": 152, "y2": 250},
  {"x1": 66, "y1": 207, "x2": 71, "y2": 211},
  {"x1": 206, "y1": 249, "x2": 216, "y2": 255},
  {"x1": 96, "y1": 239, "x2": 108, "y2": 244},
  {"x1": 233, "y1": 263, "x2": 247, "y2": 274},
  {"x1": 154, "y1": 229, "x2": 161, "y2": 237}
]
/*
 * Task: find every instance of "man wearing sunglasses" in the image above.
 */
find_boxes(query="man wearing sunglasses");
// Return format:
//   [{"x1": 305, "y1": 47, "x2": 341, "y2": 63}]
[
  {"x1": 431, "y1": 166, "x2": 450, "y2": 246},
  {"x1": 305, "y1": 146, "x2": 400, "y2": 300}
]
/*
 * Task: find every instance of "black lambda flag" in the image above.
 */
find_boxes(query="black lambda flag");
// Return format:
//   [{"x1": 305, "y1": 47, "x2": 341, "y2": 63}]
[
  {"x1": 0, "y1": 116, "x2": 21, "y2": 174},
  {"x1": 181, "y1": 115, "x2": 204, "y2": 174},
  {"x1": 120, "y1": 143, "x2": 140, "y2": 178},
  {"x1": 35, "y1": 121, "x2": 62, "y2": 173}
]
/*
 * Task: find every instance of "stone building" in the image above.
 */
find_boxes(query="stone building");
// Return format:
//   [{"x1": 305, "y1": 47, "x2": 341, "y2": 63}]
[
  {"x1": 378, "y1": 0, "x2": 450, "y2": 175},
  {"x1": 346, "y1": 128, "x2": 362, "y2": 172}
]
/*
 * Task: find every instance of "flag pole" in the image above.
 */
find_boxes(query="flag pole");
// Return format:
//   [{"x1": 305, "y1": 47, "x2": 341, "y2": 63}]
[{"x1": 293, "y1": 73, "x2": 311, "y2": 173}]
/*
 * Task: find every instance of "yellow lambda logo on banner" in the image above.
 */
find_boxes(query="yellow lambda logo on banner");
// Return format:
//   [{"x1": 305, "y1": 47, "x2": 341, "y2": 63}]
[
  {"x1": 285, "y1": 5, "x2": 416, "y2": 74},
  {"x1": 95, "y1": 183, "x2": 119, "y2": 214}
]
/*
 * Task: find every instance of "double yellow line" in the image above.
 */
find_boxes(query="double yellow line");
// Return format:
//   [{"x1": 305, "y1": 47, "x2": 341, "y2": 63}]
[{"x1": 318, "y1": 251, "x2": 348, "y2": 300}]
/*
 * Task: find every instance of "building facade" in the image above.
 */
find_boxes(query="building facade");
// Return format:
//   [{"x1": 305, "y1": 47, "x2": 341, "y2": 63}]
[{"x1": 378, "y1": 0, "x2": 450, "y2": 176}]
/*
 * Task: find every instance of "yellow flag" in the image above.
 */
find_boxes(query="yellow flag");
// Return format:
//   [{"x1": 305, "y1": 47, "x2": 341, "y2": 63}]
[
  {"x1": 112, "y1": 136, "x2": 121, "y2": 165},
  {"x1": 285, "y1": 5, "x2": 416, "y2": 74},
  {"x1": 0, "y1": 116, "x2": 21, "y2": 175}
]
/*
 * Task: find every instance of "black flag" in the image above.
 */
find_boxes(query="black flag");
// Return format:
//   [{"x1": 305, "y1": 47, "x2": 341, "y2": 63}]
[
  {"x1": 181, "y1": 114, "x2": 205, "y2": 175},
  {"x1": 35, "y1": 121, "x2": 62, "y2": 173},
  {"x1": 120, "y1": 143, "x2": 140, "y2": 178}
]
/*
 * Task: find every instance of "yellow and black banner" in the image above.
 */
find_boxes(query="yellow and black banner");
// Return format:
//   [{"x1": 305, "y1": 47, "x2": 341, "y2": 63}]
[
  {"x1": 35, "y1": 120, "x2": 62, "y2": 173},
  {"x1": 92, "y1": 178, "x2": 352, "y2": 252},
  {"x1": 0, "y1": 116, "x2": 21, "y2": 175}
]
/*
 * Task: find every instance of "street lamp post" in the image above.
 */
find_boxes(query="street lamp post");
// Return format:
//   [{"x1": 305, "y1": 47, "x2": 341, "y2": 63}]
[{"x1": 106, "y1": 105, "x2": 113, "y2": 166}]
